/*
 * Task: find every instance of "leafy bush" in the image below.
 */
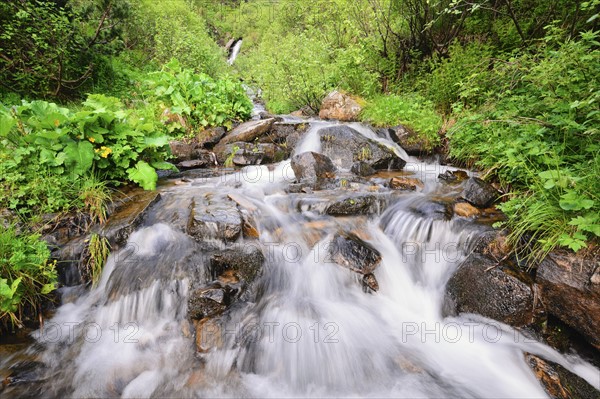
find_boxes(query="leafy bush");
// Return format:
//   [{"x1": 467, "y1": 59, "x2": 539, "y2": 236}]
[
  {"x1": 143, "y1": 59, "x2": 252, "y2": 134},
  {"x1": 449, "y1": 31, "x2": 600, "y2": 260},
  {"x1": 361, "y1": 94, "x2": 443, "y2": 150},
  {"x1": 423, "y1": 42, "x2": 494, "y2": 114},
  {"x1": 0, "y1": 94, "x2": 173, "y2": 218},
  {"x1": 0, "y1": 227, "x2": 56, "y2": 328}
]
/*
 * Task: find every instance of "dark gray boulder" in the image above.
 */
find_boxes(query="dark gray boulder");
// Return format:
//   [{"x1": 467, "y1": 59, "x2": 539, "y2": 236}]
[
  {"x1": 318, "y1": 125, "x2": 406, "y2": 170},
  {"x1": 462, "y1": 177, "x2": 499, "y2": 208},
  {"x1": 291, "y1": 151, "x2": 337, "y2": 182}
]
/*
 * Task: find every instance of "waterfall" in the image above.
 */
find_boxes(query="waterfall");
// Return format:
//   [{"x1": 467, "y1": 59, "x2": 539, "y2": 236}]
[
  {"x1": 1, "y1": 119, "x2": 598, "y2": 398},
  {"x1": 227, "y1": 39, "x2": 242, "y2": 65}
]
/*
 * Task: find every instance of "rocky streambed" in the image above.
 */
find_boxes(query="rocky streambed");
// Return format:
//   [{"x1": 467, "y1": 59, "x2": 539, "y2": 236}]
[{"x1": 1, "y1": 103, "x2": 599, "y2": 398}]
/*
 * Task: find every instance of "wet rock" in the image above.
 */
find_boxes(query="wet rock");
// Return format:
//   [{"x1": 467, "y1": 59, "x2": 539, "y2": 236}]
[
  {"x1": 100, "y1": 191, "x2": 161, "y2": 248},
  {"x1": 197, "y1": 127, "x2": 226, "y2": 149},
  {"x1": 290, "y1": 106, "x2": 315, "y2": 117},
  {"x1": 461, "y1": 177, "x2": 499, "y2": 208},
  {"x1": 408, "y1": 199, "x2": 453, "y2": 220},
  {"x1": 537, "y1": 252, "x2": 600, "y2": 347},
  {"x1": 188, "y1": 286, "x2": 227, "y2": 320},
  {"x1": 195, "y1": 317, "x2": 223, "y2": 352},
  {"x1": 389, "y1": 177, "x2": 424, "y2": 191},
  {"x1": 445, "y1": 253, "x2": 534, "y2": 326},
  {"x1": 453, "y1": 202, "x2": 480, "y2": 218},
  {"x1": 188, "y1": 195, "x2": 242, "y2": 242},
  {"x1": 227, "y1": 193, "x2": 259, "y2": 239},
  {"x1": 329, "y1": 232, "x2": 382, "y2": 274},
  {"x1": 258, "y1": 111, "x2": 281, "y2": 121},
  {"x1": 390, "y1": 124, "x2": 437, "y2": 155},
  {"x1": 218, "y1": 118, "x2": 276, "y2": 145},
  {"x1": 213, "y1": 142, "x2": 287, "y2": 166},
  {"x1": 325, "y1": 194, "x2": 381, "y2": 216},
  {"x1": 209, "y1": 245, "x2": 265, "y2": 284},
  {"x1": 291, "y1": 152, "x2": 337, "y2": 183},
  {"x1": 525, "y1": 354, "x2": 600, "y2": 399},
  {"x1": 177, "y1": 151, "x2": 216, "y2": 169},
  {"x1": 259, "y1": 122, "x2": 309, "y2": 146},
  {"x1": 438, "y1": 170, "x2": 469, "y2": 183},
  {"x1": 362, "y1": 273, "x2": 379, "y2": 292},
  {"x1": 319, "y1": 91, "x2": 362, "y2": 121},
  {"x1": 351, "y1": 161, "x2": 375, "y2": 177},
  {"x1": 318, "y1": 125, "x2": 406, "y2": 170}
]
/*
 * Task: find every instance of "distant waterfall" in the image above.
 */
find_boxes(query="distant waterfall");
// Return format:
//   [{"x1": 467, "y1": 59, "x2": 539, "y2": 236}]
[{"x1": 227, "y1": 39, "x2": 242, "y2": 65}]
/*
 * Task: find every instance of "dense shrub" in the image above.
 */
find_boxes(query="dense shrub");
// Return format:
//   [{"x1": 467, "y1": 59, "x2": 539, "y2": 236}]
[
  {"x1": 0, "y1": 227, "x2": 56, "y2": 328},
  {"x1": 143, "y1": 59, "x2": 252, "y2": 134},
  {"x1": 449, "y1": 31, "x2": 600, "y2": 260}
]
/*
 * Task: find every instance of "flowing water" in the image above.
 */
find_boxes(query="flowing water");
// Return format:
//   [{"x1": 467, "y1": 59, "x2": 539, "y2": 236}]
[
  {"x1": 1, "y1": 117, "x2": 599, "y2": 398},
  {"x1": 227, "y1": 40, "x2": 243, "y2": 65}
]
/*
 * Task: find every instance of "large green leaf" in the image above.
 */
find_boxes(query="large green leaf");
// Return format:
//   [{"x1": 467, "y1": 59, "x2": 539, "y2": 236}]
[
  {"x1": 0, "y1": 113, "x2": 16, "y2": 137},
  {"x1": 127, "y1": 160, "x2": 158, "y2": 190},
  {"x1": 64, "y1": 141, "x2": 95, "y2": 176}
]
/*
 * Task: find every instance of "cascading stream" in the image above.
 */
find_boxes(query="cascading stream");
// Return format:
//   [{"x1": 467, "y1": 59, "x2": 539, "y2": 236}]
[{"x1": 1, "y1": 119, "x2": 599, "y2": 398}]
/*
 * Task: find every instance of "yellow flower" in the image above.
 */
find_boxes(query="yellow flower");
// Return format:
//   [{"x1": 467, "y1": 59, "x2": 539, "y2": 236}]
[
  {"x1": 99, "y1": 146, "x2": 112, "y2": 158},
  {"x1": 88, "y1": 137, "x2": 96, "y2": 143}
]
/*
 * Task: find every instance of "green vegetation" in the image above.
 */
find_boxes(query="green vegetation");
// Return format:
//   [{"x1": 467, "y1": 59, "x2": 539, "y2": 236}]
[
  {"x1": 0, "y1": 227, "x2": 56, "y2": 328},
  {"x1": 361, "y1": 95, "x2": 443, "y2": 150},
  {"x1": 144, "y1": 59, "x2": 252, "y2": 135}
]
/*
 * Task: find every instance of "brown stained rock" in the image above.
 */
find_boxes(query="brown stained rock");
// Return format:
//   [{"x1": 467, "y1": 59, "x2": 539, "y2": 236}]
[
  {"x1": 537, "y1": 252, "x2": 600, "y2": 347},
  {"x1": 525, "y1": 354, "x2": 600, "y2": 399},
  {"x1": 195, "y1": 318, "x2": 223, "y2": 352},
  {"x1": 453, "y1": 202, "x2": 481, "y2": 218},
  {"x1": 389, "y1": 177, "x2": 424, "y2": 191}
]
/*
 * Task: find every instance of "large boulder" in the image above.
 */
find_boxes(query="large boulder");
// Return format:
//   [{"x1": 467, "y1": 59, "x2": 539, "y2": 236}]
[
  {"x1": 187, "y1": 195, "x2": 242, "y2": 242},
  {"x1": 291, "y1": 152, "x2": 337, "y2": 182},
  {"x1": 318, "y1": 91, "x2": 362, "y2": 121},
  {"x1": 258, "y1": 122, "x2": 309, "y2": 146},
  {"x1": 318, "y1": 125, "x2": 406, "y2": 170},
  {"x1": 445, "y1": 253, "x2": 535, "y2": 326},
  {"x1": 461, "y1": 177, "x2": 499, "y2": 208},
  {"x1": 536, "y1": 252, "x2": 600, "y2": 347},
  {"x1": 218, "y1": 118, "x2": 276, "y2": 145}
]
